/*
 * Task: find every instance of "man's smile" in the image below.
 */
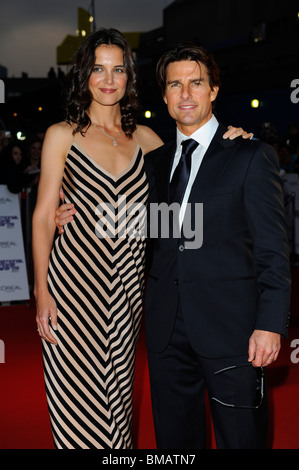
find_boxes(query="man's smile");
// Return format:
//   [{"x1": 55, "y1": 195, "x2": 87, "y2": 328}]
[{"x1": 178, "y1": 104, "x2": 197, "y2": 109}]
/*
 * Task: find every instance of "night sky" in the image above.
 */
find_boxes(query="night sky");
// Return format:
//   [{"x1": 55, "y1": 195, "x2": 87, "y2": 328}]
[{"x1": 0, "y1": 0, "x2": 173, "y2": 78}]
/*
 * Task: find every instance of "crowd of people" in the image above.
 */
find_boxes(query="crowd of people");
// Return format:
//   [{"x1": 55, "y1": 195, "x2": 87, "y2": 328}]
[
  {"x1": 0, "y1": 129, "x2": 44, "y2": 288},
  {"x1": 0, "y1": 132, "x2": 42, "y2": 191},
  {"x1": 259, "y1": 121, "x2": 299, "y2": 174}
]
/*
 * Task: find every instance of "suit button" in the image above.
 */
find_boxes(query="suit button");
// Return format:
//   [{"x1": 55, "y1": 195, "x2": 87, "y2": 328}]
[
  {"x1": 179, "y1": 244, "x2": 185, "y2": 252},
  {"x1": 174, "y1": 279, "x2": 179, "y2": 286}
]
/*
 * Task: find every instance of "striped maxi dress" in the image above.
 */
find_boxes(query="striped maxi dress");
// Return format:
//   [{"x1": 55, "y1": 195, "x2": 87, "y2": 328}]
[{"x1": 42, "y1": 142, "x2": 148, "y2": 449}]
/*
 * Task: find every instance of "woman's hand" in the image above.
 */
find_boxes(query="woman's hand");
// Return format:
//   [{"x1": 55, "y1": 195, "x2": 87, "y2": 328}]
[
  {"x1": 35, "y1": 290, "x2": 58, "y2": 344},
  {"x1": 223, "y1": 125, "x2": 254, "y2": 140}
]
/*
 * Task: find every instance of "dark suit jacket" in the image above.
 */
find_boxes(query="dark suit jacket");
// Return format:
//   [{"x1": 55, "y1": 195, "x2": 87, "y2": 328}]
[{"x1": 143, "y1": 123, "x2": 291, "y2": 358}]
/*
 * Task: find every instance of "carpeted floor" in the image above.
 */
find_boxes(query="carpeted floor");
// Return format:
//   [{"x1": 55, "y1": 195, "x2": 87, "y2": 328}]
[{"x1": 0, "y1": 268, "x2": 298, "y2": 449}]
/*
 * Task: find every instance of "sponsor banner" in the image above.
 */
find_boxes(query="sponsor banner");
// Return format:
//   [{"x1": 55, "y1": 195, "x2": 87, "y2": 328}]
[{"x1": 0, "y1": 185, "x2": 29, "y2": 301}]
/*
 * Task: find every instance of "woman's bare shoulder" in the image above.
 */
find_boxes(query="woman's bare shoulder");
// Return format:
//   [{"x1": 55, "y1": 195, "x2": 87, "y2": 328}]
[
  {"x1": 135, "y1": 125, "x2": 164, "y2": 154},
  {"x1": 45, "y1": 121, "x2": 73, "y2": 141},
  {"x1": 40, "y1": 122, "x2": 75, "y2": 164}
]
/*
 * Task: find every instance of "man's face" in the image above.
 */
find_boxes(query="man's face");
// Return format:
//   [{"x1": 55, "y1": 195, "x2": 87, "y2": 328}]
[{"x1": 163, "y1": 60, "x2": 219, "y2": 136}]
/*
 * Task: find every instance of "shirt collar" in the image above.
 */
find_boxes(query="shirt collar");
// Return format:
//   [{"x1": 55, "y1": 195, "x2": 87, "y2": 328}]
[{"x1": 176, "y1": 114, "x2": 219, "y2": 150}]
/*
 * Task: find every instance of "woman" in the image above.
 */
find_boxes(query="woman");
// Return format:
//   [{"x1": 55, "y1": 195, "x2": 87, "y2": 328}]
[
  {"x1": 0, "y1": 140, "x2": 35, "y2": 193},
  {"x1": 33, "y1": 28, "x2": 164, "y2": 450},
  {"x1": 33, "y1": 28, "x2": 249, "y2": 449}
]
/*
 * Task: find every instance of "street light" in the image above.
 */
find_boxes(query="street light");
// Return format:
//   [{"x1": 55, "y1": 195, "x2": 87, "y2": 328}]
[{"x1": 251, "y1": 99, "x2": 260, "y2": 108}]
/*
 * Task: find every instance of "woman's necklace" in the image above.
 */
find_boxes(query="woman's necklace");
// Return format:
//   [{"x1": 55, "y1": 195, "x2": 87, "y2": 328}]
[{"x1": 92, "y1": 123, "x2": 122, "y2": 146}]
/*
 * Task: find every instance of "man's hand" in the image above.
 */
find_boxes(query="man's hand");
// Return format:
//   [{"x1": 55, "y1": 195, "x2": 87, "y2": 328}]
[
  {"x1": 55, "y1": 203, "x2": 76, "y2": 234},
  {"x1": 223, "y1": 125, "x2": 254, "y2": 140},
  {"x1": 54, "y1": 187, "x2": 76, "y2": 234},
  {"x1": 248, "y1": 329, "x2": 281, "y2": 367}
]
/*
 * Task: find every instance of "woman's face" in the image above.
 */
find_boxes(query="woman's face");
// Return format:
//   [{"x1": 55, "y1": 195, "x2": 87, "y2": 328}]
[
  {"x1": 29, "y1": 141, "x2": 42, "y2": 166},
  {"x1": 89, "y1": 44, "x2": 128, "y2": 107},
  {"x1": 11, "y1": 146, "x2": 22, "y2": 165}
]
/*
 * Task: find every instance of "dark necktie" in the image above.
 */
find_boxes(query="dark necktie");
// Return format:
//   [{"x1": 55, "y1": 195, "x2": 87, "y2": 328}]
[{"x1": 169, "y1": 138, "x2": 199, "y2": 205}]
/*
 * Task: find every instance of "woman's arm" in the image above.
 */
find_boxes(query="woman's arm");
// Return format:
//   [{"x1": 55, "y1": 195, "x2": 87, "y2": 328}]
[{"x1": 32, "y1": 122, "x2": 72, "y2": 344}]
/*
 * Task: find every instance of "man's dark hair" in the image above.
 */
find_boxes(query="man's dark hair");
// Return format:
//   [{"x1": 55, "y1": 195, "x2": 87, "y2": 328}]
[{"x1": 156, "y1": 43, "x2": 221, "y2": 96}]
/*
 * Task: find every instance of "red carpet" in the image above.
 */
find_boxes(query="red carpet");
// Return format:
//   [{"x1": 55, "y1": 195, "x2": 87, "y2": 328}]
[{"x1": 0, "y1": 269, "x2": 298, "y2": 449}]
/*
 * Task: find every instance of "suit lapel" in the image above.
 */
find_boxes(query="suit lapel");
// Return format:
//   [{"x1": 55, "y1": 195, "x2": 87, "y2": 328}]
[
  {"x1": 152, "y1": 123, "x2": 238, "y2": 205},
  {"x1": 187, "y1": 123, "x2": 237, "y2": 205}
]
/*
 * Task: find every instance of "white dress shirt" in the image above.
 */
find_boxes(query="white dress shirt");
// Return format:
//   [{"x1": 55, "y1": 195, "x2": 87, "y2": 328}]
[{"x1": 170, "y1": 114, "x2": 219, "y2": 227}]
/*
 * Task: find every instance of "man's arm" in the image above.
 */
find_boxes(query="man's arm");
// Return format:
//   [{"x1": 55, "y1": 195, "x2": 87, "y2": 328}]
[{"x1": 243, "y1": 142, "x2": 291, "y2": 367}]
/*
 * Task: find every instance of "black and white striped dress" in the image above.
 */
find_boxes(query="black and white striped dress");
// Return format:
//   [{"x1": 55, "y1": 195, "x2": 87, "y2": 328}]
[{"x1": 42, "y1": 142, "x2": 148, "y2": 449}]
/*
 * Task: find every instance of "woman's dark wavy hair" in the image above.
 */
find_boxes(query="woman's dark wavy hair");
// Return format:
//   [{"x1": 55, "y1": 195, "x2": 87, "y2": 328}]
[{"x1": 65, "y1": 28, "x2": 140, "y2": 138}]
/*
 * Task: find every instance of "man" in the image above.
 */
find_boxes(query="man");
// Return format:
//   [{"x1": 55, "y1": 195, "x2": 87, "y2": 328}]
[
  {"x1": 143, "y1": 44, "x2": 290, "y2": 449},
  {"x1": 54, "y1": 44, "x2": 290, "y2": 449}
]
